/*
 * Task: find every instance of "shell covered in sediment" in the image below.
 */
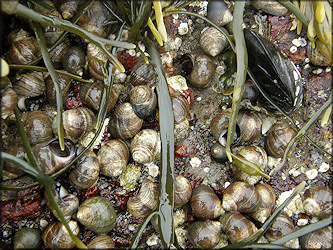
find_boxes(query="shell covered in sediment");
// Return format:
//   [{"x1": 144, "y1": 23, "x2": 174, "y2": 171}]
[
  {"x1": 130, "y1": 129, "x2": 161, "y2": 164},
  {"x1": 76, "y1": 196, "x2": 117, "y2": 233},
  {"x1": 190, "y1": 185, "x2": 224, "y2": 220},
  {"x1": 127, "y1": 178, "x2": 158, "y2": 218},
  {"x1": 98, "y1": 139, "x2": 129, "y2": 177},
  {"x1": 69, "y1": 150, "x2": 100, "y2": 190},
  {"x1": 222, "y1": 181, "x2": 261, "y2": 213},
  {"x1": 200, "y1": 27, "x2": 228, "y2": 57}
]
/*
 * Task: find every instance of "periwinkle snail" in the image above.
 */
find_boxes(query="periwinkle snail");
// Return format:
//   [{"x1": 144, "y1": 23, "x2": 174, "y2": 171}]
[
  {"x1": 108, "y1": 102, "x2": 143, "y2": 140},
  {"x1": 265, "y1": 121, "x2": 297, "y2": 158},
  {"x1": 76, "y1": 196, "x2": 117, "y2": 233},
  {"x1": 53, "y1": 107, "x2": 95, "y2": 143},
  {"x1": 44, "y1": 72, "x2": 71, "y2": 105},
  {"x1": 127, "y1": 178, "x2": 158, "y2": 218},
  {"x1": 44, "y1": 182, "x2": 79, "y2": 221},
  {"x1": 222, "y1": 181, "x2": 261, "y2": 213},
  {"x1": 200, "y1": 27, "x2": 228, "y2": 57},
  {"x1": 62, "y1": 46, "x2": 86, "y2": 76},
  {"x1": 219, "y1": 212, "x2": 257, "y2": 243},
  {"x1": 69, "y1": 150, "x2": 100, "y2": 190},
  {"x1": 56, "y1": 0, "x2": 82, "y2": 20},
  {"x1": 14, "y1": 228, "x2": 41, "y2": 249},
  {"x1": 129, "y1": 57, "x2": 156, "y2": 87},
  {"x1": 190, "y1": 185, "x2": 224, "y2": 220},
  {"x1": 87, "y1": 235, "x2": 115, "y2": 249},
  {"x1": 180, "y1": 53, "x2": 215, "y2": 88},
  {"x1": 49, "y1": 37, "x2": 70, "y2": 69},
  {"x1": 86, "y1": 42, "x2": 109, "y2": 81},
  {"x1": 300, "y1": 225, "x2": 332, "y2": 249},
  {"x1": 174, "y1": 175, "x2": 192, "y2": 208},
  {"x1": 211, "y1": 142, "x2": 228, "y2": 163},
  {"x1": 7, "y1": 29, "x2": 41, "y2": 65},
  {"x1": 98, "y1": 139, "x2": 129, "y2": 177},
  {"x1": 31, "y1": 138, "x2": 76, "y2": 175},
  {"x1": 231, "y1": 146, "x2": 267, "y2": 185},
  {"x1": 207, "y1": 0, "x2": 233, "y2": 27},
  {"x1": 1, "y1": 87, "x2": 18, "y2": 119},
  {"x1": 12, "y1": 72, "x2": 45, "y2": 98},
  {"x1": 237, "y1": 110, "x2": 262, "y2": 142},
  {"x1": 42, "y1": 220, "x2": 80, "y2": 249},
  {"x1": 130, "y1": 129, "x2": 161, "y2": 164},
  {"x1": 302, "y1": 186, "x2": 332, "y2": 219},
  {"x1": 129, "y1": 85, "x2": 157, "y2": 119},
  {"x1": 2, "y1": 147, "x2": 25, "y2": 180},
  {"x1": 21, "y1": 110, "x2": 53, "y2": 146},
  {"x1": 187, "y1": 220, "x2": 222, "y2": 249}
]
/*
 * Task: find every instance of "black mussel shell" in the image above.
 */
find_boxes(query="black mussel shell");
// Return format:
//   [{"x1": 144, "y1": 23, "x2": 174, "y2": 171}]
[{"x1": 244, "y1": 28, "x2": 303, "y2": 113}]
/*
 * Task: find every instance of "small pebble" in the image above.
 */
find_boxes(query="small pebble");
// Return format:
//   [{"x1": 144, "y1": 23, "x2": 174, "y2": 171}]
[
  {"x1": 318, "y1": 162, "x2": 330, "y2": 172},
  {"x1": 190, "y1": 157, "x2": 201, "y2": 168},
  {"x1": 304, "y1": 58, "x2": 310, "y2": 63},
  {"x1": 145, "y1": 162, "x2": 159, "y2": 177},
  {"x1": 290, "y1": 46, "x2": 297, "y2": 53},
  {"x1": 203, "y1": 167, "x2": 210, "y2": 173},
  {"x1": 146, "y1": 233, "x2": 159, "y2": 246},
  {"x1": 128, "y1": 224, "x2": 136, "y2": 231},
  {"x1": 305, "y1": 169, "x2": 318, "y2": 180},
  {"x1": 312, "y1": 68, "x2": 323, "y2": 74},
  {"x1": 40, "y1": 219, "x2": 48, "y2": 228},
  {"x1": 196, "y1": 97, "x2": 202, "y2": 101},
  {"x1": 127, "y1": 49, "x2": 136, "y2": 57},
  {"x1": 326, "y1": 67, "x2": 331, "y2": 72},
  {"x1": 297, "y1": 218, "x2": 308, "y2": 226},
  {"x1": 178, "y1": 22, "x2": 189, "y2": 35},
  {"x1": 292, "y1": 37, "x2": 307, "y2": 47},
  {"x1": 224, "y1": 181, "x2": 231, "y2": 188}
]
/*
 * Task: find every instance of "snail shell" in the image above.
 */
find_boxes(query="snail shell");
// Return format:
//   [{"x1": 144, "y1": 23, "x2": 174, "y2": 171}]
[
  {"x1": 219, "y1": 212, "x2": 257, "y2": 243},
  {"x1": 180, "y1": 53, "x2": 215, "y2": 88},
  {"x1": 200, "y1": 27, "x2": 228, "y2": 57},
  {"x1": 190, "y1": 185, "x2": 224, "y2": 220},
  {"x1": 187, "y1": 220, "x2": 222, "y2": 249},
  {"x1": 129, "y1": 57, "x2": 156, "y2": 87},
  {"x1": 98, "y1": 139, "x2": 129, "y2": 177},
  {"x1": 87, "y1": 235, "x2": 115, "y2": 249},
  {"x1": 76, "y1": 196, "x2": 117, "y2": 233},
  {"x1": 231, "y1": 146, "x2": 267, "y2": 185},
  {"x1": 207, "y1": 0, "x2": 233, "y2": 26},
  {"x1": 210, "y1": 109, "x2": 241, "y2": 146},
  {"x1": 21, "y1": 110, "x2": 53, "y2": 146},
  {"x1": 130, "y1": 129, "x2": 161, "y2": 164},
  {"x1": 1, "y1": 87, "x2": 18, "y2": 119},
  {"x1": 307, "y1": 42, "x2": 332, "y2": 67},
  {"x1": 69, "y1": 150, "x2": 100, "y2": 190},
  {"x1": 44, "y1": 182, "x2": 79, "y2": 221},
  {"x1": 2, "y1": 146, "x2": 25, "y2": 180},
  {"x1": 127, "y1": 178, "x2": 158, "y2": 218},
  {"x1": 41, "y1": 10, "x2": 64, "y2": 46},
  {"x1": 49, "y1": 37, "x2": 70, "y2": 69},
  {"x1": 265, "y1": 121, "x2": 297, "y2": 158},
  {"x1": 13, "y1": 72, "x2": 45, "y2": 98},
  {"x1": 302, "y1": 186, "x2": 332, "y2": 219},
  {"x1": 300, "y1": 225, "x2": 332, "y2": 249},
  {"x1": 265, "y1": 212, "x2": 299, "y2": 248},
  {"x1": 56, "y1": 0, "x2": 82, "y2": 19},
  {"x1": 222, "y1": 181, "x2": 261, "y2": 213},
  {"x1": 53, "y1": 107, "x2": 95, "y2": 143},
  {"x1": 242, "y1": 79, "x2": 260, "y2": 101},
  {"x1": 108, "y1": 102, "x2": 143, "y2": 140},
  {"x1": 14, "y1": 228, "x2": 41, "y2": 249},
  {"x1": 7, "y1": 29, "x2": 41, "y2": 65},
  {"x1": 42, "y1": 220, "x2": 79, "y2": 249},
  {"x1": 211, "y1": 142, "x2": 228, "y2": 163},
  {"x1": 174, "y1": 175, "x2": 192, "y2": 208},
  {"x1": 251, "y1": 0, "x2": 288, "y2": 16},
  {"x1": 129, "y1": 85, "x2": 157, "y2": 119},
  {"x1": 77, "y1": 1, "x2": 114, "y2": 39},
  {"x1": 31, "y1": 138, "x2": 76, "y2": 175},
  {"x1": 237, "y1": 111, "x2": 262, "y2": 142},
  {"x1": 62, "y1": 46, "x2": 86, "y2": 76},
  {"x1": 249, "y1": 184, "x2": 276, "y2": 223},
  {"x1": 79, "y1": 82, "x2": 120, "y2": 112},
  {"x1": 45, "y1": 72, "x2": 71, "y2": 105},
  {"x1": 86, "y1": 42, "x2": 109, "y2": 81}
]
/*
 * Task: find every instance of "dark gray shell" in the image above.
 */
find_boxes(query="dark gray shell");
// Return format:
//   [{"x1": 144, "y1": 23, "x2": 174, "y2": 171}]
[{"x1": 244, "y1": 28, "x2": 303, "y2": 113}]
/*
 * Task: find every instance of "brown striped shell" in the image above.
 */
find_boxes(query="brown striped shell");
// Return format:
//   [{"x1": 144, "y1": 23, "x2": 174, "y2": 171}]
[
  {"x1": 13, "y1": 72, "x2": 45, "y2": 98},
  {"x1": 130, "y1": 129, "x2": 161, "y2": 164},
  {"x1": 300, "y1": 225, "x2": 332, "y2": 249},
  {"x1": 108, "y1": 102, "x2": 143, "y2": 140},
  {"x1": 2, "y1": 146, "x2": 25, "y2": 180},
  {"x1": 237, "y1": 111, "x2": 262, "y2": 142},
  {"x1": 87, "y1": 235, "x2": 115, "y2": 249},
  {"x1": 1, "y1": 87, "x2": 18, "y2": 119},
  {"x1": 49, "y1": 37, "x2": 70, "y2": 69},
  {"x1": 69, "y1": 150, "x2": 100, "y2": 190},
  {"x1": 45, "y1": 72, "x2": 71, "y2": 105},
  {"x1": 219, "y1": 212, "x2": 257, "y2": 243},
  {"x1": 187, "y1": 220, "x2": 222, "y2": 248},
  {"x1": 222, "y1": 181, "x2": 261, "y2": 213},
  {"x1": 174, "y1": 175, "x2": 192, "y2": 208},
  {"x1": 129, "y1": 85, "x2": 157, "y2": 119},
  {"x1": 190, "y1": 185, "x2": 224, "y2": 220},
  {"x1": 79, "y1": 82, "x2": 120, "y2": 112},
  {"x1": 53, "y1": 107, "x2": 95, "y2": 143},
  {"x1": 127, "y1": 178, "x2": 158, "y2": 218},
  {"x1": 129, "y1": 57, "x2": 156, "y2": 87},
  {"x1": 76, "y1": 196, "x2": 117, "y2": 233},
  {"x1": 42, "y1": 220, "x2": 79, "y2": 249},
  {"x1": 302, "y1": 186, "x2": 332, "y2": 219},
  {"x1": 86, "y1": 43, "x2": 109, "y2": 81},
  {"x1": 98, "y1": 139, "x2": 129, "y2": 177}
]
